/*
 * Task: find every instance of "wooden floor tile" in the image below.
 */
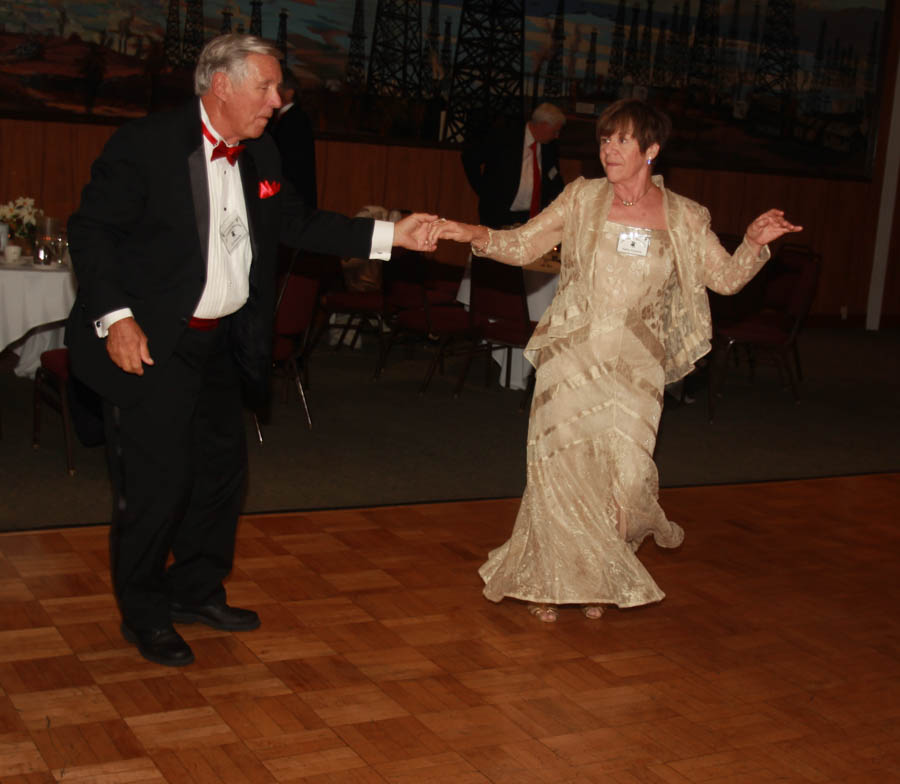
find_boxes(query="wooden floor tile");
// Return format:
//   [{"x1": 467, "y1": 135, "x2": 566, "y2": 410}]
[{"x1": 0, "y1": 474, "x2": 897, "y2": 782}]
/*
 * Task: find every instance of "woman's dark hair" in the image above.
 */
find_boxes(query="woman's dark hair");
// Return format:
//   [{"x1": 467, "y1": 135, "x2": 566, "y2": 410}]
[{"x1": 595, "y1": 99, "x2": 672, "y2": 154}]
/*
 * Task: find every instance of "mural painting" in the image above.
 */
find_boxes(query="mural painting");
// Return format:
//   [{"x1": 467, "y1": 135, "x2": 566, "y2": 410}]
[{"x1": 0, "y1": 1, "x2": 888, "y2": 178}]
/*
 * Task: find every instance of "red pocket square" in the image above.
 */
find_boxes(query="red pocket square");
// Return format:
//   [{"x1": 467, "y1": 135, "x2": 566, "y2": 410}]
[{"x1": 259, "y1": 179, "x2": 281, "y2": 199}]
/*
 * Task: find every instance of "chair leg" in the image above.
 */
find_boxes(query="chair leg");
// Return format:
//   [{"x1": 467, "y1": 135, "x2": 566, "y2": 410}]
[
  {"x1": 503, "y1": 346, "x2": 513, "y2": 388},
  {"x1": 58, "y1": 380, "x2": 76, "y2": 475},
  {"x1": 707, "y1": 340, "x2": 734, "y2": 423},
  {"x1": 420, "y1": 339, "x2": 449, "y2": 394},
  {"x1": 373, "y1": 328, "x2": 399, "y2": 380},
  {"x1": 519, "y1": 367, "x2": 535, "y2": 413},
  {"x1": 32, "y1": 370, "x2": 43, "y2": 449},
  {"x1": 453, "y1": 341, "x2": 478, "y2": 398},
  {"x1": 289, "y1": 358, "x2": 313, "y2": 428},
  {"x1": 792, "y1": 342, "x2": 804, "y2": 382},
  {"x1": 778, "y1": 349, "x2": 800, "y2": 402}
]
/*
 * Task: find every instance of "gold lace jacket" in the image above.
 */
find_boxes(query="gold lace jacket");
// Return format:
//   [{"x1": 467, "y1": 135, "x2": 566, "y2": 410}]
[{"x1": 472, "y1": 175, "x2": 771, "y2": 383}]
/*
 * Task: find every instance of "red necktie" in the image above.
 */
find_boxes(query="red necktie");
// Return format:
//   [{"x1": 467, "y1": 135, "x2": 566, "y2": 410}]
[
  {"x1": 202, "y1": 122, "x2": 245, "y2": 166},
  {"x1": 530, "y1": 141, "x2": 541, "y2": 217}
]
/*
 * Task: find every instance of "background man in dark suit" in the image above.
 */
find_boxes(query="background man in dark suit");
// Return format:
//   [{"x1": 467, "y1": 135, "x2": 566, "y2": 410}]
[
  {"x1": 271, "y1": 70, "x2": 318, "y2": 210},
  {"x1": 461, "y1": 103, "x2": 566, "y2": 229},
  {"x1": 66, "y1": 34, "x2": 435, "y2": 668}
]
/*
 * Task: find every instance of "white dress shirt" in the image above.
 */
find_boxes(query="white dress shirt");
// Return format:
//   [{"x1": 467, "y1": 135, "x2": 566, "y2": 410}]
[
  {"x1": 95, "y1": 103, "x2": 395, "y2": 336},
  {"x1": 509, "y1": 124, "x2": 539, "y2": 214}
]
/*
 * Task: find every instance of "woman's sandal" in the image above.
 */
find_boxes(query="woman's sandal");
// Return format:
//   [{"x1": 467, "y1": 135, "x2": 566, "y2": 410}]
[
  {"x1": 581, "y1": 604, "x2": 605, "y2": 620},
  {"x1": 528, "y1": 604, "x2": 559, "y2": 623}
]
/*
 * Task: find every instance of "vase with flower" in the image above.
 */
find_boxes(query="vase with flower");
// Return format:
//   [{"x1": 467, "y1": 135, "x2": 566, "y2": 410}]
[{"x1": 0, "y1": 196, "x2": 40, "y2": 259}]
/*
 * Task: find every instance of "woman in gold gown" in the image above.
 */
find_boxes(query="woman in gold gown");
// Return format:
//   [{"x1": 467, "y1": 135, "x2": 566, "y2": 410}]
[{"x1": 431, "y1": 99, "x2": 802, "y2": 623}]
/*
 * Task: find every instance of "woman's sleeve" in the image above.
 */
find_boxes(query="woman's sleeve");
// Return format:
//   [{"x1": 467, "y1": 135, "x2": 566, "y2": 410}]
[
  {"x1": 695, "y1": 207, "x2": 771, "y2": 295},
  {"x1": 472, "y1": 184, "x2": 569, "y2": 266}
]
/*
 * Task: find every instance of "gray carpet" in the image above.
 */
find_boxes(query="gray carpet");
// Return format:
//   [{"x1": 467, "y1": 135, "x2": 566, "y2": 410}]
[{"x1": 1, "y1": 326, "x2": 898, "y2": 531}]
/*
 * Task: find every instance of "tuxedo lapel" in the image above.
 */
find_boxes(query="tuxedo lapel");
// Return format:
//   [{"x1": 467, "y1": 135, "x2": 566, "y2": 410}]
[
  {"x1": 238, "y1": 151, "x2": 261, "y2": 264},
  {"x1": 188, "y1": 145, "x2": 210, "y2": 267}
]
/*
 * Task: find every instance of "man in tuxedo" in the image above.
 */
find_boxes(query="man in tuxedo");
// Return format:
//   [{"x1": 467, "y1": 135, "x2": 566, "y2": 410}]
[
  {"x1": 270, "y1": 70, "x2": 318, "y2": 210},
  {"x1": 461, "y1": 102, "x2": 566, "y2": 229},
  {"x1": 66, "y1": 34, "x2": 435, "y2": 667}
]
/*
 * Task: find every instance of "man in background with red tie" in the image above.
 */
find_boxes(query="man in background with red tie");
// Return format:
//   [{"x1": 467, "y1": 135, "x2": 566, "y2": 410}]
[
  {"x1": 461, "y1": 103, "x2": 566, "y2": 230},
  {"x1": 66, "y1": 34, "x2": 436, "y2": 668}
]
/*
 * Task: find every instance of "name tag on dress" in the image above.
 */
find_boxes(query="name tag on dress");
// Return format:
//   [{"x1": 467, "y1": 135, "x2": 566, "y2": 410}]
[
  {"x1": 617, "y1": 231, "x2": 650, "y2": 257},
  {"x1": 221, "y1": 214, "x2": 248, "y2": 254}
]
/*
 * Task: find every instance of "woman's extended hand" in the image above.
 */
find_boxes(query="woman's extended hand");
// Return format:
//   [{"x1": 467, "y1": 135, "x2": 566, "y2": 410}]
[
  {"x1": 428, "y1": 219, "x2": 488, "y2": 248},
  {"x1": 744, "y1": 209, "x2": 803, "y2": 250}
]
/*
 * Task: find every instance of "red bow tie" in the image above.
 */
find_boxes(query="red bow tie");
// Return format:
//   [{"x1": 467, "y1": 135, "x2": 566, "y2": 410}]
[{"x1": 202, "y1": 122, "x2": 245, "y2": 166}]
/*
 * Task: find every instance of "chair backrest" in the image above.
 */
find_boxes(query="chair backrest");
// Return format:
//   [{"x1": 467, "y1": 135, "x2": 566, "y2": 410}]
[
  {"x1": 469, "y1": 257, "x2": 531, "y2": 328},
  {"x1": 383, "y1": 249, "x2": 429, "y2": 312},
  {"x1": 274, "y1": 273, "x2": 320, "y2": 336},
  {"x1": 764, "y1": 243, "x2": 821, "y2": 328}
]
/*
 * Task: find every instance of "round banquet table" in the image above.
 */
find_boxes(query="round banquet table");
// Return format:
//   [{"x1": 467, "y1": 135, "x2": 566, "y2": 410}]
[{"x1": 0, "y1": 259, "x2": 77, "y2": 378}]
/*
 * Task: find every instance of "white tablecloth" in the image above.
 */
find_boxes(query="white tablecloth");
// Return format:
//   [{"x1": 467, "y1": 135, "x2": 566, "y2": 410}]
[
  {"x1": 0, "y1": 261, "x2": 77, "y2": 377},
  {"x1": 457, "y1": 262, "x2": 559, "y2": 390}
]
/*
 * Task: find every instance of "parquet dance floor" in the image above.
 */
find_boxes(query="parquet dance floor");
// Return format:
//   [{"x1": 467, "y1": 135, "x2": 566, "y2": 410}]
[{"x1": 1, "y1": 473, "x2": 898, "y2": 783}]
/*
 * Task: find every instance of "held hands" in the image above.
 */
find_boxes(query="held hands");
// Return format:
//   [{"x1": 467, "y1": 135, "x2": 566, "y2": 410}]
[
  {"x1": 744, "y1": 209, "x2": 803, "y2": 251},
  {"x1": 393, "y1": 213, "x2": 440, "y2": 252},
  {"x1": 427, "y1": 219, "x2": 487, "y2": 248},
  {"x1": 107, "y1": 317, "x2": 154, "y2": 375}
]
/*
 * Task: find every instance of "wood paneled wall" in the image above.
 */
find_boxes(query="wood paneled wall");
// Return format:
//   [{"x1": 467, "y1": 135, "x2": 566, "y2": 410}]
[{"x1": 1, "y1": 116, "x2": 896, "y2": 324}]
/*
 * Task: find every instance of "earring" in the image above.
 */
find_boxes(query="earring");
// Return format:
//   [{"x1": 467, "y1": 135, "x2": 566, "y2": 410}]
[{"x1": 647, "y1": 158, "x2": 653, "y2": 165}]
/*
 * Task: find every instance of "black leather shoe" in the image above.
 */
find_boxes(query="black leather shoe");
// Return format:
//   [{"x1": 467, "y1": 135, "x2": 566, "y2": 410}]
[
  {"x1": 121, "y1": 623, "x2": 195, "y2": 667},
  {"x1": 170, "y1": 600, "x2": 261, "y2": 631}
]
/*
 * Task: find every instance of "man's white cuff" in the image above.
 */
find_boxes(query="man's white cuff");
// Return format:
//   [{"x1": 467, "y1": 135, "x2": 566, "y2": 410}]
[
  {"x1": 370, "y1": 220, "x2": 394, "y2": 261},
  {"x1": 94, "y1": 308, "x2": 133, "y2": 338}
]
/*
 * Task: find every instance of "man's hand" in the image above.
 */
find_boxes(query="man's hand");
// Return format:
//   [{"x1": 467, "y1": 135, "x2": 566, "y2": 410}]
[
  {"x1": 393, "y1": 213, "x2": 439, "y2": 252},
  {"x1": 107, "y1": 317, "x2": 154, "y2": 375}
]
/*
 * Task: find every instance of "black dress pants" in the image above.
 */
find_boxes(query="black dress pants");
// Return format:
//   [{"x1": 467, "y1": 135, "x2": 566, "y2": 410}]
[{"x1": 103, "y1": 321, "x2": 247, "y2": 630}]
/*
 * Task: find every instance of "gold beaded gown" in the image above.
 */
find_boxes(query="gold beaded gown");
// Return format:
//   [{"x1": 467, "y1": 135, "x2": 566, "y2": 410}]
[{"x1": 476, "y1": 176, "x2": 770, "y2": 608}]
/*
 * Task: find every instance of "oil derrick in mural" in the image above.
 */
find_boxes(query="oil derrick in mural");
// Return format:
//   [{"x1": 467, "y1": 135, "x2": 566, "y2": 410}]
[
  {"x1": 623, "y1": 5, "x2": 640, "y2": 95},
  {"x1": 543, "y1": 0, "x2": 566, "y2": 102},
  {"x1": 221, "y1": 6, "x2": 233, "y2": 34},
  {"x1": 424, "y1": 0, "x2": 442, "y2": 97},
  {"x1": 605, "y1": 0, "x2": 626, "y2": 98},
  {"x1": 745, "y1": 0, "x2": 761, "y2": 79},
  {"x1": 652, "y1": 17, "x2": 667, "y2": 88},
  {"x1": 276, "y1": 9, "x2": 288, "y2": 62},
  {"x1": 249, "y1": 0, "x2": 263, "y2": 37},
  {"x1": 444, "y1": 0, "x2": 525, "y2": 143},
  {"x1": 688, "y1": 0, "x2": 720, "y2": 102},
  {"x1": 751, "y1": 0, "x2": 797, "y2": 134},
  {"x1": 673, "y1": 1, "x2": 692, "y2": 88},
  {"x1": 164, "y1": 0, "x2": 181, "y2": 67},
  {"x1": 346, "y1": 0, "x2": 367, "y2": 90},
  {"x1": 367, "y1": 0, "x2": 425, "y2": 98},
  {"x1": 441, "y1": 18, "x2": 453, "y2": 90},
  {"x1": 182, "y1": 0, "x2": 204, "y2": 66},
  {"x1": 635, "y1": 1, "x2": 653, "y2": 92},
  {"x1": 864, "y1": 22, "x2": 879, "y2": 95},
  {"x1": 582, "y1": 30, "x2": 598, "y2": 96},
  {"x1": 808, "y1": 20, "x2": 828, "y2": 114},
  {"x1": 720, "y1": 0, "x2": 743, "y2": 106}
]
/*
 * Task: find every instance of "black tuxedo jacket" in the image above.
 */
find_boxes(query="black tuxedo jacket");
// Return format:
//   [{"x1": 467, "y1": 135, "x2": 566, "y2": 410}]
[
  {"x1": 66, "y1": 98, "x2": 375, "y2": 410},
  {"x1": 461, "y1": 124, "x2": 565, "y2": 229},
  {"x1": 271, "y1": 103, "x2": 318, "y2": 210}
]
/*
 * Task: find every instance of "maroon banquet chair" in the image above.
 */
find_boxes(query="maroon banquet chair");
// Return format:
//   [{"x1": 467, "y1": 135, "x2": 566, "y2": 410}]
[
  {"x1": 271, "y1": 268, "x2": 321, "y2": 428},
  {"x1": 374, "y1": 250, "x2": 482, "y2": 394},
  {"x1": 457, "y1": 257, "x2": 537, "y2": 404},
  {"x1": 707, "y1": 243, "x2": 821, "y2": 422}
]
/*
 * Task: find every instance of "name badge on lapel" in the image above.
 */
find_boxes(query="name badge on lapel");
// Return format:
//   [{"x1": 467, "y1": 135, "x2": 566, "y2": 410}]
[{"x1": 617, "y1": 231, "x2": 650, "y2": 257}]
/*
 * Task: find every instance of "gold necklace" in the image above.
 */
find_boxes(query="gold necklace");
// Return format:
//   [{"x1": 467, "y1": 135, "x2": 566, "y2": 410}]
[{"x1": 618, "y1": 185, "x2": 653, "y2": 207}]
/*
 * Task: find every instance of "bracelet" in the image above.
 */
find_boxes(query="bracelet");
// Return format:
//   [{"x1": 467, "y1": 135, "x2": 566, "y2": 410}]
[{"x1": 471, "y1": 227, "x2": 490, "y2": 254}]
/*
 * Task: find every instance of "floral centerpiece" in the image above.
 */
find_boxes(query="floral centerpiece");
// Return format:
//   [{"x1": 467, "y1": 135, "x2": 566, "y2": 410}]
[{"x1": 0, "y1": 196, "x2": 40, "y2": 251}]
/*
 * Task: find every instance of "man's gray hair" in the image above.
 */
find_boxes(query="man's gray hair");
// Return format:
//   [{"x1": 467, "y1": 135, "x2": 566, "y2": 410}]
[
  {"x1": 532, "y1": 102, "x2": 566, "y2": 128},
  {"x1": 194, "y1": 34, "x2": 282, "y2": 95}
]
